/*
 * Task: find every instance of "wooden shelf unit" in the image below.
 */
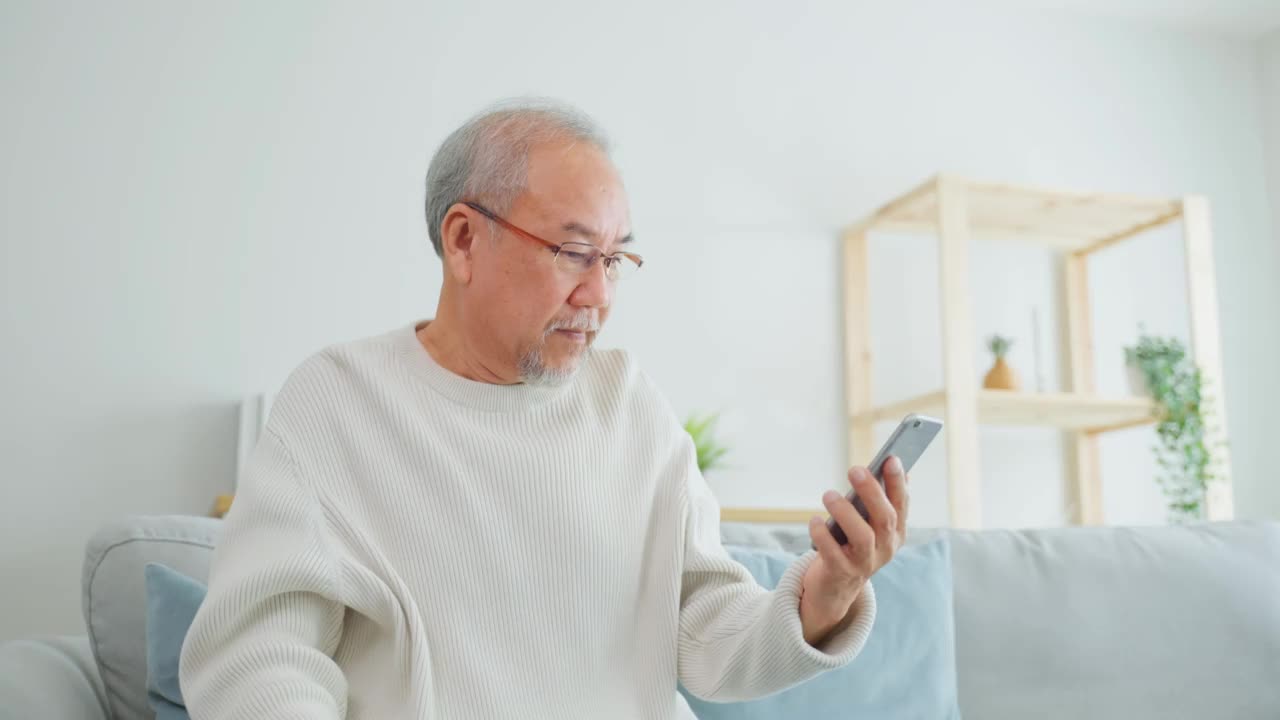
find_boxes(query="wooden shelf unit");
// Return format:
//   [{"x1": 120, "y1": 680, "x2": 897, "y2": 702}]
[{"x1": 843, "y1": 174, "x2": 1233, "y2": 529}]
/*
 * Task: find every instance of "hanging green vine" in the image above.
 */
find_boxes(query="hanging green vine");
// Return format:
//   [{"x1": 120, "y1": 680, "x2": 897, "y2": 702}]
[{"x1": 1124, "y1": 331, "x2": 1226, "y2": 524}]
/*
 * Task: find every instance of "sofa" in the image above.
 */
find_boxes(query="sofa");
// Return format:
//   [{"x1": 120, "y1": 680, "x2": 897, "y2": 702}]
[{"x1": 2, "y1": 515, "x2": 1278, "y2": 720}]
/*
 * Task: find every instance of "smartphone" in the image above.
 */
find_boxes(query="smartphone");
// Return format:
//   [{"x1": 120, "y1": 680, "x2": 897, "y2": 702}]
[{"x1": 820, "y1": 413, "x2": 943, "y2": 547}]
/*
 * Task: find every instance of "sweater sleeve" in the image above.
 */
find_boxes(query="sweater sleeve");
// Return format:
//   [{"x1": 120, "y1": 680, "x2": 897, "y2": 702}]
[
  {"x1": 180, "y1": 428, "x2": 348, "y2": 720},
  {"x1": 674, "y1": 436, "x2": 876, "y2": 702}
]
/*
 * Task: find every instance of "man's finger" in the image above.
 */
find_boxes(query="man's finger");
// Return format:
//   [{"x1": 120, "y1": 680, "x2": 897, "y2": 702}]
[
  {"x1": 823, "y1": 487, "x2": 875, "y2": 562},
  {"x1": 808, "y1": 514, "x2": 852, "y2": 574},
  {"x1": 849, "y1": 465, "x2": 898, "y2": 551},
  {"x1": 882, "y1": 456, "x2": 909, "y2": 537}
]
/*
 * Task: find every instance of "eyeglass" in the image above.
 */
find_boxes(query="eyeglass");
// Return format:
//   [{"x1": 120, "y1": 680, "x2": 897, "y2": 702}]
[{"x1": 462, "y1": 201, "x2": 644, "y2": 282}]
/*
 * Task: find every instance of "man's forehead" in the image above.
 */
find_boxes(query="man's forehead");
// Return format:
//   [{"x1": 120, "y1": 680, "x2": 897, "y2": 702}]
[
  {"x1": 559, "y1": 218, "x2": 634, "y2": 247},
  {"x1": 522, "y1": 143, "x2": 632, "y2": 247}
]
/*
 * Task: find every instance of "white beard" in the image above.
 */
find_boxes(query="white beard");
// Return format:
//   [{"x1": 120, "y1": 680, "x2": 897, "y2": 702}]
[
  {"x1": 517, "y1": 341, "x2": 590, "y2": 387},
  {"x1": 518, "y1": 310, "x2": 600, "y2": 387}
]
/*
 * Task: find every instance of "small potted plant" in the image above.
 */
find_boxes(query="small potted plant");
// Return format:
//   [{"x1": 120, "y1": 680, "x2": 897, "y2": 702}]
[
  {"x1": 983, "y1": 334, "x2": 1020, "y2": 391},
  {"x1": 1124, "y1": 329, "x2": 1226, "y2": 524},
  {"x1": 683, "y1": 412, "x2": 730, "y2": 474}
]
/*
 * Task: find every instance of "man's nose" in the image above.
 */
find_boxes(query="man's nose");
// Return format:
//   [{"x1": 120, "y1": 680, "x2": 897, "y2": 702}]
[{"x1": 570, "y1": 260, "x2": 613, "y2": 309}]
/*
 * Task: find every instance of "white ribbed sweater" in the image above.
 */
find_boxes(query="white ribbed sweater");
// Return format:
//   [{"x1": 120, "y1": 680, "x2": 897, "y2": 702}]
[{"x1": 179, "y1": 320, "x2": 875, "y2": 719}]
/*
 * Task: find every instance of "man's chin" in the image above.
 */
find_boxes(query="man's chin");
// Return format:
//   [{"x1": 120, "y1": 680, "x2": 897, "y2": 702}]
[{"x1": 518, "y1": 347, "x2": 591, "y2": 387}]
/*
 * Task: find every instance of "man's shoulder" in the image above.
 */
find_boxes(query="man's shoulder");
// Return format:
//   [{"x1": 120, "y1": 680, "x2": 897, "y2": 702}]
[
  {"x1": 286, "y1": 325, "x2": 402, "y2": 387},
  {"x1": 581, "y1": 347, "x2": 676, "y2": 417},
  {"x1": 266, "y1": 325, "x2": 408, "y2": 430}
]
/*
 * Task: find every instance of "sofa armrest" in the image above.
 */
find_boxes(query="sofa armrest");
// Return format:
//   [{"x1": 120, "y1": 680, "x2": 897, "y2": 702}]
[{"x1": 0, "y1": 636, "x2": 110, "y2": 720}]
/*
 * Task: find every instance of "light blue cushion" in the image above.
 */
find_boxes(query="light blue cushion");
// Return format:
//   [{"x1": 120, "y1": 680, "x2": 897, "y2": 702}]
[
  {"x1": 143, "y1": 563, "x2": 207, "y2": 720},
  {"x1": 680, "y1": 539, "x2": 961, "y2": 719}
]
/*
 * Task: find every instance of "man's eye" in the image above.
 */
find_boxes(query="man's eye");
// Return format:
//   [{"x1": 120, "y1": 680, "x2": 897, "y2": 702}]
[{"x1": 560, "y1": 250, "x2": 594, "y2": 264}]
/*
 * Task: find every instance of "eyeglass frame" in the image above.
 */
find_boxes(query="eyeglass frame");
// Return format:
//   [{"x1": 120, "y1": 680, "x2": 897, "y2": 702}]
[{"x1": 460, "y1": 201, "x2": 644, "y2": 281}]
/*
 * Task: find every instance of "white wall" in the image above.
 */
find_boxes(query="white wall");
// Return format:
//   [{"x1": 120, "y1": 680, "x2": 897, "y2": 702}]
[
  {"x1": 1260, "y1": 29, "x2": 1280, "y2": 524},
  {"x1": 2, "y1": 0, "x2": 1277, "y2": 640},
  {"x1": 1266, "y1": 30, "x2": 1280, "y2": 225}
]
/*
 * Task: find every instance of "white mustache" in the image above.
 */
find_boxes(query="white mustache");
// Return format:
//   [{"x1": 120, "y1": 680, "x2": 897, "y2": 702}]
[{"x1": 548, "y1": 314, "x2": 600, "y2": 333}]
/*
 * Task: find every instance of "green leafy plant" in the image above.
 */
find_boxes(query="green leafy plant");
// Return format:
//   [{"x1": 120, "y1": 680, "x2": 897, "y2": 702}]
[
  {"x1": 987, "y1": 334, "x2": 1014, "y2": 358},
  {"x1": 1124, "y1": 330, "x2": 1226, "y2": 524},
  {"x1": 683, "y1": 412, "x2": 730, "y2": 474}
]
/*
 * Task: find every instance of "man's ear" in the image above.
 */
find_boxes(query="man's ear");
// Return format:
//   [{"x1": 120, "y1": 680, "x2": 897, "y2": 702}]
[{"x1": 439, "y1": 203, "x2": 478, "y2": 284}]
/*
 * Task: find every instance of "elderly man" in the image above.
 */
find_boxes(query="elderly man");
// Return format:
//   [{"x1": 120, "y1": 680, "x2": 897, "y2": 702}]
[{"x1": 180, "y1": 99, "x2": 909, "y2": 719}]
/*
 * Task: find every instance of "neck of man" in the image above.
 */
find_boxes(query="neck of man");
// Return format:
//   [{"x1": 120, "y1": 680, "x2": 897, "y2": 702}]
[{"x1": 417, "y1": 293, "x2": 520, "y2": 386}]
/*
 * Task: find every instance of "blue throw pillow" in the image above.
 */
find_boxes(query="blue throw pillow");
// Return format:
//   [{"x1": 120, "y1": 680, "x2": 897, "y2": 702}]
[
  {"x1": 143, "y1": 563, "x2": 208, "y2": 720},
  {"x1": 679, "y1": 539, "x2": 961, "y2": 719}
]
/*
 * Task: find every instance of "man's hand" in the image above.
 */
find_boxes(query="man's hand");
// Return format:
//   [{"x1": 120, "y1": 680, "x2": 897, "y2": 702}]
[{"x1": 799, "y1": 456, "x2": 908, "y2": 647}]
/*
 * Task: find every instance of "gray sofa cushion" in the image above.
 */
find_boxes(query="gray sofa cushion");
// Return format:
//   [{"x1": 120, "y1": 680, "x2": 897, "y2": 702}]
[
  {"x1": 724, "y1": 519, "x2": 1280, "y2": 719},
  {"x1": 81, "y1": 516, "x2": 221, "y2": 720},
  {"x1": 948, "y1": 521, "x2": 1280, "y2": 720},
  {"x1": 0, "y1": 636, "x2": 109, "y2": 720}
]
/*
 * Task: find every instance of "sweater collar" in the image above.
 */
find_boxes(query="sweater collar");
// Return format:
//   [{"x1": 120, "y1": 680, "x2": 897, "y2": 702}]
[{"x1": 394, "y1": 320, "x2": 574, "y2": 412}]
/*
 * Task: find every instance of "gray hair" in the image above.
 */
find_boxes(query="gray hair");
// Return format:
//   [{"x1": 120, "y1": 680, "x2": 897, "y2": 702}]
[{"x1": 424, "y1": 98, "x2": 611, "y2": 258}]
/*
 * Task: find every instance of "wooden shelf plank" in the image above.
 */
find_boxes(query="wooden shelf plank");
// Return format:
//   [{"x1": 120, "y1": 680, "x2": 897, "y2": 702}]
[
  {"x1": 843, "y1": 228, "x2": 875, "y2": 468},
  {"x1": 976, "y1": 390, "x2": 1156, "y2": 430},
  {"x1": 937, "y1": 176, "x2": 984, "y2": 529},
  {"x1": 861, "y1": 176, "x2": 1182, "y2": 248},
  {"x1": 1182, "y1": 196, "x2": 1234, "y2": 520},
  {"x1": 852, "y1": 390, "x2": 1158, "y2": 432},
  {"x1": 720, "y1": 507, "x2": 819, "y2": 524},
  {"x1": 873, "y1": 218, "x2": 1087, "y2": 249},
  {"x1": 1064, "y1": 252, "x2": 1104, "y2": 524},
  {"x1": 851, "y1": 390, "x2": 948, "y2": 425}
]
